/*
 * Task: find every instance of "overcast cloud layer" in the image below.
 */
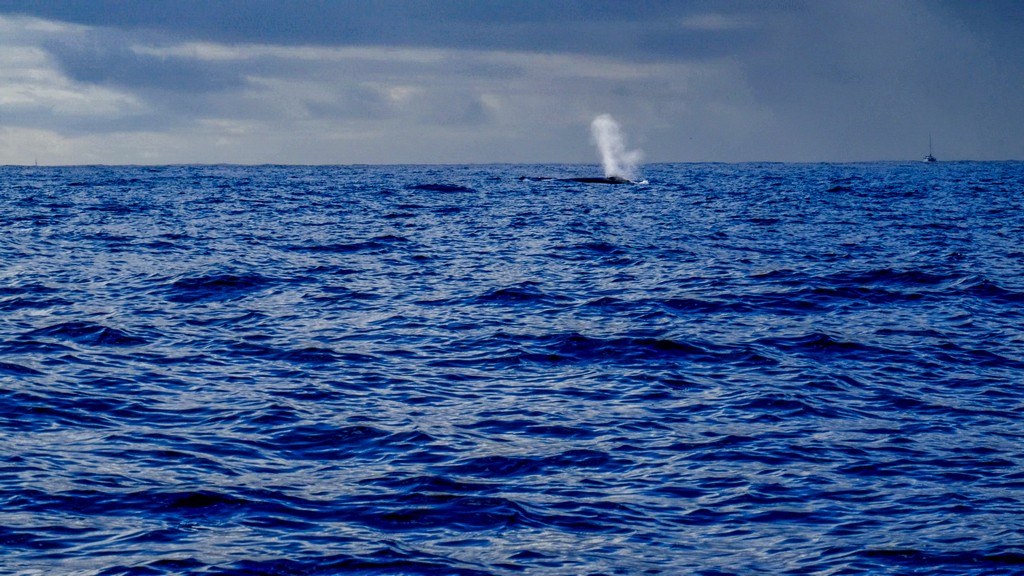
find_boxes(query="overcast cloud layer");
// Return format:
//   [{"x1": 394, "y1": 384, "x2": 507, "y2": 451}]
[{"x1": 1, "y1": 1, "x2": 1022, "y2": 165}]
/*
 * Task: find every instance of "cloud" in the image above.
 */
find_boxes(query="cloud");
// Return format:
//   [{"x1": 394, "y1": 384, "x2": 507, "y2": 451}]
[
  {"x1": 0, "y1": 17, "x2": 146, "y2": 127},
  {"x1": 0, "y1": 1, "x2": 768, "y2": 59},
  {"x1": 730, "y1": 1, "x2": 1024, "y2": 160},
  {"x1": 0, "y1": 9, "x2": 725, "y2": 164},
  {"x1": 0, "y1": 1, "x2": 1022, "y2": 164}
]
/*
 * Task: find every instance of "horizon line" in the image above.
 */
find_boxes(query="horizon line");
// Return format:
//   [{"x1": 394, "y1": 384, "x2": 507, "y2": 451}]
[{"x1": 4, "y1": 159, "x2": 1021, "y2": 168}]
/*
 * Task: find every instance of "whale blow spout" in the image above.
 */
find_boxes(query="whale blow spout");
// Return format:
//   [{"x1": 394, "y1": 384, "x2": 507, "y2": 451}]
[{"x1": 590, "y1": 114, "x2": 642, "y2": 182}]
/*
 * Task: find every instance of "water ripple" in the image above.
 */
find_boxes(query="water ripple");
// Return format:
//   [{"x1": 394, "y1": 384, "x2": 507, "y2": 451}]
[{"x1": 2, "y1": 162, "x2": 1024, "y2": 575}]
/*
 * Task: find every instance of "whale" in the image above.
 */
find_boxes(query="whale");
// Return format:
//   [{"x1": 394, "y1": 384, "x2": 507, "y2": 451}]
[
  {"x1": 565, "y1": 176, "x2": 631, "y2": 184},
  {"x1": 519, "y1": 175, "x2": 633, "y2": 185}
]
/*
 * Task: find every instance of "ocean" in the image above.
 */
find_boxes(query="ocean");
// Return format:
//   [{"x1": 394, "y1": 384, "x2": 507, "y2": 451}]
[{"x1": 2, "y1": 162, "x2": 1023, "y2": 575}]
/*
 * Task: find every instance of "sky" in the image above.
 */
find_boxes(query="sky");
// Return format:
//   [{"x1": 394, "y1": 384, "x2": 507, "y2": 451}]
[{"x1": 0, "y1": 0, "x2": 1022, "y2": 165}]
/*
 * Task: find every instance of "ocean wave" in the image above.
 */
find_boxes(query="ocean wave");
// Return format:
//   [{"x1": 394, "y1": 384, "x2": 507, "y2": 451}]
[{"x1": 3, "y1": 162, "x2": 1024, "y2": 575}]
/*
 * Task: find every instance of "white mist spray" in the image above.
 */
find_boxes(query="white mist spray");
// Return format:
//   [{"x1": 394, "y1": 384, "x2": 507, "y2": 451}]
[{"x1": 590, "y1": 114, "x2": 643, "y2": 181}]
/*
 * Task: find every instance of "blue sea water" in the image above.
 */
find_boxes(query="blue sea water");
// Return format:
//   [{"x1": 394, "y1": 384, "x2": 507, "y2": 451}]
[{"x1": 1, "y1": 162, "x2": 1024, "y2": 575}]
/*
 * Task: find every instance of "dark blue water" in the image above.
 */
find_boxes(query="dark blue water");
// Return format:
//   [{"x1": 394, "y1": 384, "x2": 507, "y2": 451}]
[{"x1": 2, "y1": 162, "x2": 1024, "y2": 575}]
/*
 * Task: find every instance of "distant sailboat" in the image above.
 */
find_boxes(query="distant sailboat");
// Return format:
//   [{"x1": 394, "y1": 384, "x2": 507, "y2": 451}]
[{"x1": 922, "y1": 134, "x2": 937, "y2": 162}]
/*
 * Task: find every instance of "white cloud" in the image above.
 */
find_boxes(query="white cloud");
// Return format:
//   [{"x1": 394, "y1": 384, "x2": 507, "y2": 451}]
[
  {"x1": 0, "y1": 16, "x2": 144, "y2": 119},
  {"x1": 0, "y1": 127, "x2": 70, "y2": 165},
  {"x1": 131, "y1": 41, "x2": 449, "y2": 66},
  {"x1": 0, "y1": 13, "x2": 82, "y2": 38},
  {"x1": 1, "y1": 14, "x2": 721, "y2": 164},
  {"x1": 1, "y1": 3, "x2": 1022, "y2": 164}
]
